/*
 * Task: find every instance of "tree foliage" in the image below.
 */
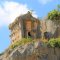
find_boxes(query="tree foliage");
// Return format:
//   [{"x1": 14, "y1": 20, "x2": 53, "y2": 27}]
[{"x1": 47, "y1": 5, "x2": 60, "y2": 25}]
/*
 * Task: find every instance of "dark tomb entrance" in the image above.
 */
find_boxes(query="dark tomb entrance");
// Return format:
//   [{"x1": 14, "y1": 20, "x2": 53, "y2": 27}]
[
  {"x1": 44, "y1": 32, "x2": 52, "y2": 40},
  {"x1": 28, "y1": 32, "x2": 31, "y2": 38}
]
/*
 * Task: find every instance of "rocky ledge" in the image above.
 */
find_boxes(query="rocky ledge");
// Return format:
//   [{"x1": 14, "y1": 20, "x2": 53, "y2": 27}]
[{"x1": 0, "y1": 41, "x2": 60, "y2": 60}]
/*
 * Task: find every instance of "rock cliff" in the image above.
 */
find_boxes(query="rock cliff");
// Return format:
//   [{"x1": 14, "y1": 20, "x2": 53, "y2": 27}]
[{"x1": 0, "y1": 41, "x2": 60, "y2": 60}]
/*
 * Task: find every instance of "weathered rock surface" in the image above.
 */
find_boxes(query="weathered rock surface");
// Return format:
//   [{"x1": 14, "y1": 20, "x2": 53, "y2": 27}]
[{"x1": 0, "y1": 41, "x2": 60, "y2": 60}]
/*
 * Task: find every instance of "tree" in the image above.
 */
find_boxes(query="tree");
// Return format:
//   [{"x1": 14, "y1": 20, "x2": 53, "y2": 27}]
[{"x1": 48, "y1": 7, "x2": 60, "y2": 26}]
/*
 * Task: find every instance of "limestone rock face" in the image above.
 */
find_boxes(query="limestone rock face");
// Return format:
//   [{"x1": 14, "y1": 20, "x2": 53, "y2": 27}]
[
  {"x1": 45, "y1": 20, "x2": 60, "y2": 38},
  {"x1": 46, "y1": 20, "x2": 57, "y2": 34},
  {"x1": 0, "y1": 41, "x2": 60, "y2": 60}
]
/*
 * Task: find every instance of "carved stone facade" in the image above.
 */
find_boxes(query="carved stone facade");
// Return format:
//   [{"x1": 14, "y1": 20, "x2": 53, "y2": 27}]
[{"x1": 9, "y1": 12, "x2": 41, "y2": 44}]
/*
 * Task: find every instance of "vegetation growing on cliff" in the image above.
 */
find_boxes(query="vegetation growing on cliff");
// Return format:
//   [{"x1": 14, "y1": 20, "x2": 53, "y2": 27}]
[
  {"x1": 47, "y1": 5, "x2": 60, "y2": 48},
  {"x1": 47, "y1": 5, "x2": 60, "y2": 25},
  {"x1": 48, "y1": 38, "x2": 60, "y2": 48},
  {"x1": 9, "y1": 38, "x2": 34, "y2": 49}
]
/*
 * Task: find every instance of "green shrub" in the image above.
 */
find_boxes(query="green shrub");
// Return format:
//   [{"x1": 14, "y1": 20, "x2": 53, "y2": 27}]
[
  {"x1": 56, "y1": 38, "x2": 60, "y2": 47},
  {"x1": 48, "y1": 38, "x2": 60, "y2": 48},
  {"x1": 9, "y1": 38, "x2": 33, "y2": 49}
]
